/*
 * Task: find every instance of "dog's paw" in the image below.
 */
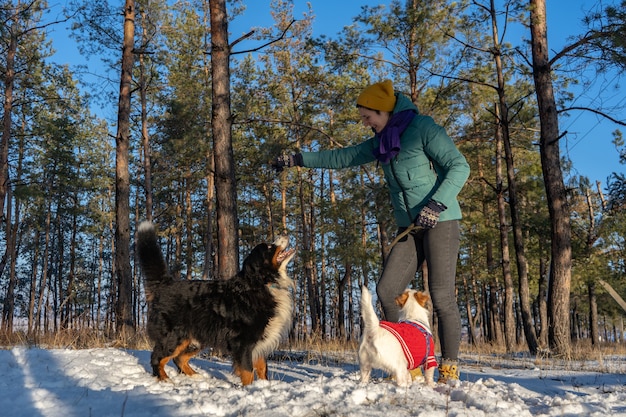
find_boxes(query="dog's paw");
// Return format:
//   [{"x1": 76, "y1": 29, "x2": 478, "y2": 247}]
[
  {"x1": 396, "y1": 381, "x2": 412, "y2": 388},
  {"x1": 157, "y1": 377, "x2": 174, "y2": 384},
  {"x1": 359, "y1": 375, "x2": 371, "y2": 385},
  {"x1": 395, "y1": 374, "x2": 413, "y2": 387}
]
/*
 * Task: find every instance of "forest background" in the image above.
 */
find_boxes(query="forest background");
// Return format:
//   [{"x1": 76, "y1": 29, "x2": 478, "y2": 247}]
[{"x1": 1, "y1": 0, "x2": 626, "y2": 359}]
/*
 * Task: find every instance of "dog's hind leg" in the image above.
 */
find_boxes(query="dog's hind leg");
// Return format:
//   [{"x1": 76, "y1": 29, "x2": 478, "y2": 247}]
[
  {"x1": 233, "y1": 362, "x2": 255, "y2": 386},
  {"x1": 233, "y1": 347, "x2": 256, "y2": 386},
  {"x1": 173, "y1": 339, "x2": 200, "y2": 376},
  {"x1": 152, "y1": 339, "x2": 195, "y2": 381},
  {"x1": 358, "y1": 346, "x2": 372, "y2": 384},
  {"x1": 151, "y1": 346, "x2": 171, "y2": 381},
  {"x1": 253, "y1": 356, "x2": 268, "y2": 380},
  {"x1": 394, "y1": 368, "x2": 412, "y2": 387}
]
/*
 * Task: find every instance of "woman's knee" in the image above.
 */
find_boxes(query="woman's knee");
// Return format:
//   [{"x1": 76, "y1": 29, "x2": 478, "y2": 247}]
[
  {"x1": 429, "y1": 287, "x2": 458, "y2": 315},
  {"x1": 376, "y1": 281, "x2": 396, "y2": 305}
]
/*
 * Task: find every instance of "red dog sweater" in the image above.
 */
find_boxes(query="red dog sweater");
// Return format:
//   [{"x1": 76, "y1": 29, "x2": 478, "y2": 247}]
[{"x1": 379, "y1": 321, "x2": 437, "y2": 370}]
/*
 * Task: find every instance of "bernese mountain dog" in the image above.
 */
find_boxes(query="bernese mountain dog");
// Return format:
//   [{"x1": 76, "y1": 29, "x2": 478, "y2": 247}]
[{"x1": 136, "y1": 221, "x2": 296, "y2": 386}]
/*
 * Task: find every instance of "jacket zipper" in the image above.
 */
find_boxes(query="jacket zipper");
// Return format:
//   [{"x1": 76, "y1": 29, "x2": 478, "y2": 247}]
[{"x1": 389, "y1": 158, "x2": 413, "y2": 224}]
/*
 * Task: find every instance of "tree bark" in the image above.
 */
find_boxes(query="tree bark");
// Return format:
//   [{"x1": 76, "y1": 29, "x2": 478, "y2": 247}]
[
  {"x1": 0, "y1": 6, "x2": 18, "y2": 224},
  {"x1": 485, "y1": 0, "x2": 540, "y2": 355},
  {"x1": 493, "y1": 109, "x2": 516, "y2": 352},
  {"x1": 139, "y1": 10, "x2": 152, "y2": 223},
  {"x1": 1, "y1": 187, "x2": 16, "y2": 332},
  {"x1": 201, "y1": 2, "x2": 215, "y2": 281},
  {"x1": 301, "y1": 170, "x2": 320, "y2": 333},
  {"x1": 588, "y1": 282, "x2": 599, "y2": 346},
  {"x1": 537, "y1": 256, "x2": 549, "y2": 347},
  {"x1": 529, "y1": 0, "x2": 572, "y2": 357},
  {"x1": 114, "y1": 0, "x2": 136, "y2": 338},
  {"x1": 210, "y1": 0, "x2": 239, "y2": 279}
]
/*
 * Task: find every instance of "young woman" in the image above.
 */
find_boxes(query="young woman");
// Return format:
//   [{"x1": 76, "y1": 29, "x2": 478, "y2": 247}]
[{"x1": 273, "y1": 80, "x2": 470, "y2": 383}]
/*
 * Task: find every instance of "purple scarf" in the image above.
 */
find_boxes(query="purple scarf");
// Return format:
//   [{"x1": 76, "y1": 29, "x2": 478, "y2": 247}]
[{"x1": 372, "y1": 109, "x2": 416, "y2": 164}]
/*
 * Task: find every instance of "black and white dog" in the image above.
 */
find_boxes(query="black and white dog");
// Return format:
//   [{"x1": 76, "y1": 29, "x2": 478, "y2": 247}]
[{"x1": 136, "y1": 221, "x2": 296, "y2": 385}]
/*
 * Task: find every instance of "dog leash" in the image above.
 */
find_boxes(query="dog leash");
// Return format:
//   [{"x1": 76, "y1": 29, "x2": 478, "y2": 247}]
[{"x1": 388, "y1": 224, "x2": 424, "y2": 249}]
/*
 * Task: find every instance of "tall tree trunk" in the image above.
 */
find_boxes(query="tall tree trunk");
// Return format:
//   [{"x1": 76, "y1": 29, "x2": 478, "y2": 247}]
[
  {"x1": 3, "y1": 103, "x2": 29, "y2": 333},
  {"x1": 462, "y1": 271, "x2": 476, "y2": 345},
  {"x1": 202, "y1": 156, "x2": 216, "y2": 280},
  {"x1": 139, "y1": 10, "x2": 152, "y2": 223},
  {"x1": 200, "y1": 0, "x2": 215, "y2": 281},
  {"x1": 481, "y1": 283, "x2": 489, "y2": 341},
  {"x1": 488, "y1": 283, "x2": 503, "y2": 344},
  {"x1": 337, "y1": 264, "x2": 351, "y2": 340},
  {"x1": 185, "y1": 176, "x2": 193, "y2": 280},
  {"x1": 97, "y1": 233, "x2": 105, "y2": 329},
  {"x1": 588, "y1": 282, "x2": 599, "y2": 346},
  {"x1": 488, "y1": 0, "x2": 539, "y2": 355},
  {"x1": 530, "y1": 0, "x2": 572, "y2": 357},
  {"x1": 494, "y1": 106, "x2": 516, "y2": 353},
  {"x1": 64, "y1": 211, "x2": 78, "y2": 328},
  {"x1": 35, "y1": 208, "x2": 52, "y2": 333},
  {"x1": 538, "y1": 256, "x2": 549, "y2": 347},
  {"x1": 1, "y1": 186, "x2": 16, "y2": 332},
  {"x1": 0, "y1": 6, "x2": 18, "y2": 224},
  {"x1": 210, "y1": 0, "x2": 239, "y2": 279},
  {"x1": 582, "y1": 187, "x2": 600, "y2": 346},
  {"x1": 115, "y1": 0, "x2": 136, "y2": 338},
  {"x1": 55, "y1": 217, "x2": 65, "y2": 331},
  {"x1": 27, "y1": 228, "x2": 40, "y2": 335},
  {"x1": 107, "y1": 195, "x2": 116, "y2": 336},
  {"x1": 301, "y1": 170, "x2": 320, "y2": 333}
]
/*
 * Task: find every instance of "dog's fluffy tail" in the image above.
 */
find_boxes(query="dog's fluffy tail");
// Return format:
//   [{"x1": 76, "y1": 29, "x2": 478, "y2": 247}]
[
  {"x1": 137, "y1": 221, "x2": 171, "y2": 296},
  {"x1": 360, "y1": 285, "x2": 380, "y2": 333}
]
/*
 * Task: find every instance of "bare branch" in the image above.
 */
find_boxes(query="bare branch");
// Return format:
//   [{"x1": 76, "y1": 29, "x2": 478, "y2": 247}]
[
  {"x1": 559, "y1": 106, "x2": 626, "y2": 127},
  {"x1": 425, "y1": 67, "x2": 497, "y2": 91},
  {"x1": 205, "y1": 19, "x2": 297, "y2": 55},
  {"x1": 549, "y1": 30, "x2": 613, "y2": 66},
  {"x1": 229, "y1": 29, "x2": 255, "y2": 49}
]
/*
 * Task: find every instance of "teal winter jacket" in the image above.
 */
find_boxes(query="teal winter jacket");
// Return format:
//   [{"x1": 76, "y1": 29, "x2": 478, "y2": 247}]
[{"x1": 301, "y1": 93, "x2": 470, "y2": 228}]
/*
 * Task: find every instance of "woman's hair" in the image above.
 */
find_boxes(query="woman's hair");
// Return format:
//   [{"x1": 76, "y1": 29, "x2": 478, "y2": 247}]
[{"x1": 356, "y1": 104, "x2": 384, "y2": 114}]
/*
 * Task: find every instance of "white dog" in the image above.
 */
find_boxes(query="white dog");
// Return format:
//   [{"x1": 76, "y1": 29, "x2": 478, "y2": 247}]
[{"x1": 358, "y1": 285, "x2": 437, "y2": 387}]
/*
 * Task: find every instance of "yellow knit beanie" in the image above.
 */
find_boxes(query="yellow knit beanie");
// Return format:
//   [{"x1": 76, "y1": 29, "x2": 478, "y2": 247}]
[{"x1": 356, "y1": 80, "x2": 396, "y2": 112}]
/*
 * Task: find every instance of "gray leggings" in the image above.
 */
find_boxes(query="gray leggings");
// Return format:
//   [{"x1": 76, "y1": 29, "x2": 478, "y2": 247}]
[{"x1": 376, "y1": 220, "x2": 461, "y2": 362}]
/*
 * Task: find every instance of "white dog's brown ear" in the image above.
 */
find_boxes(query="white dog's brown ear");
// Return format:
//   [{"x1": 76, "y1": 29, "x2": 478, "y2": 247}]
[
  {"x1": 395, "y1": 291, "x2": 409, "y2": 307},
  {"x1": 414, "y1": 291, "x2": 430, "y2": 308}
]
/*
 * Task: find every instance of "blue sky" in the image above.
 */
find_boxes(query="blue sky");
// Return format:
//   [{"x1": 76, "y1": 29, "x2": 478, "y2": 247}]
[{"x1": 45, "y1": 0, "x2": 625, "y2": 185}]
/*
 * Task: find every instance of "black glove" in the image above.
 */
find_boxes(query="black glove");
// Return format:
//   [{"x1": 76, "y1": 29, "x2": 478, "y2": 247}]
[
  {"x1": 272, "y1": 153, "x2": 303, "y2": 173},
  {"x1": 414, "y1": 199, "x2": 447, "y2": 229}
]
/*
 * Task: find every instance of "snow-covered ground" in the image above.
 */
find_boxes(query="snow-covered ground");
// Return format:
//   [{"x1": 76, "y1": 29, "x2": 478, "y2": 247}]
[{"x1": 1, "y1": 346, "x2": 625, "y2": 416}]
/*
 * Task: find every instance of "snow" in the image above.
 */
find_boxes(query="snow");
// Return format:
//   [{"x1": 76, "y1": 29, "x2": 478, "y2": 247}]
[{"x1": 1, "y1": 346, "x2": 625, "y2": 416}]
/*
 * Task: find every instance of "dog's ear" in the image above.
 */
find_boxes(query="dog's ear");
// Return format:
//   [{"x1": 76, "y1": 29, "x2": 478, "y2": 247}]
[
  {"x1": 414, "y1": 291, "x2": 430, "y2": 308},
  {"x1": 242, "y1": 243, "x2": 269, "y2": 274},
  {"x1": 241, "y1": 242, "x2": 280, "y2": 286},
  {"x1": 395, "y1": 291, "x2": 409, "y2": 307}
]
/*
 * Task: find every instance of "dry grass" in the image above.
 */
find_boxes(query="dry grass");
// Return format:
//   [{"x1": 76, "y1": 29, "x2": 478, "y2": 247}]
[
  {"x1": 458, "y1": 339, "x2": 626, "y2": 360},
  {"x1": 274, "y1": 336, "x2": 626, "y2": 372},
  {"x1": 454, "y1": 339, "x2": 626, "y2": 374},
  {"x1": 277, "y1": 334, "x2": 360, "y2": 366},
  {"x1": 2, "y1": 328, "x2": 624, "y2": 373},
  {"x1": 0, "y1": 328, "x2": 152, "y2": 350}
]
